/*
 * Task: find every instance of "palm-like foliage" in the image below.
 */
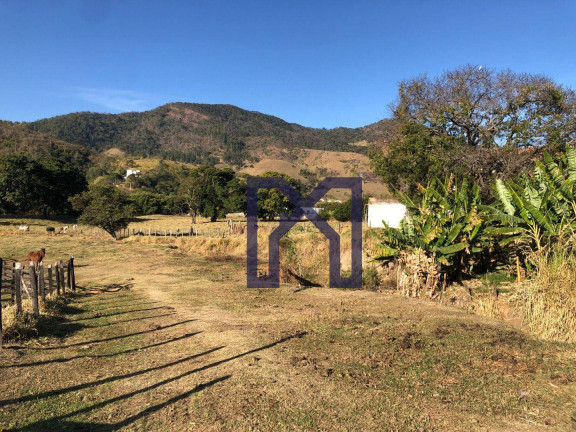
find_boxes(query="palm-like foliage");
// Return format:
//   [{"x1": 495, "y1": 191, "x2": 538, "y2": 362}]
[
  {"x1": 374, "y1": 176, "x2": 494, "y2": 278},
  {"x1": 489, "y1": 148, "x2": 576, "y2": 251}
]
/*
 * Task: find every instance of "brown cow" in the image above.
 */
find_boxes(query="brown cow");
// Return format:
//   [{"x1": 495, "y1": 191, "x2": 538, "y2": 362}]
[{"x1": 27, "y1": 248, "x2": 46, "y2": 270}]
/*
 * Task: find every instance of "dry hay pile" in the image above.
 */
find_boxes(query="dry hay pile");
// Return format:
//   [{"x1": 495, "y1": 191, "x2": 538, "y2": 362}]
[{"x1": 395, "y1": 249, "x2": 445, "y2": 299}]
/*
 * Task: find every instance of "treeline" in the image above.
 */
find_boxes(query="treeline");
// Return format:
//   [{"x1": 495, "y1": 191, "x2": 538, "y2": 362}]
[{"x1": 0, "y1": 154, "x2": 87, "y2": 216}]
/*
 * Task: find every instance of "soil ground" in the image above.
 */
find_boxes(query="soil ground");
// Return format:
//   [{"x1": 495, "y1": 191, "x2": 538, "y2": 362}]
[{"x1": 0, "y1": 218, "x2": 575, "y2": 431}]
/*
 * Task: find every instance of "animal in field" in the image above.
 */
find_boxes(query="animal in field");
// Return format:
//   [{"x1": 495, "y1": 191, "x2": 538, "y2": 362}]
[
  {"x1": 18, "y1": 224, "x2": 29, "y2": 232},
  {"x1": 46, "y1": 227, "x2": 55, "y2": 234},
  {"x1": 27, "y1": 248, "x2": 46, "y2": 270},
  {"x1": 72, "y1": 224, "x2": 78, "y2": 230}
]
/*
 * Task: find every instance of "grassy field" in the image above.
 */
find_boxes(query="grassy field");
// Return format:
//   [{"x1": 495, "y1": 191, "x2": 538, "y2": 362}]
[{"x1": 0, "y1": 216, "x2": 575, "y2": 431}]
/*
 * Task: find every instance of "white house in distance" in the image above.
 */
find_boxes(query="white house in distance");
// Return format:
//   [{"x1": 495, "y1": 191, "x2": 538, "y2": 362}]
[
  {"x1": 301, "y1": 207, "x2": 323, "y2": 219},
  {"x1": 124, "y1": 169, "x2": 141, "y2": 179},
  {"x1": 366, "y1": 197, "x2": 407, "y2": 228}
]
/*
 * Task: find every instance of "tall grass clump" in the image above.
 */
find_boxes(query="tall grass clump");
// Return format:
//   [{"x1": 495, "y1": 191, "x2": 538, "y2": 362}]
[{"x1": 522, "y1": 247, "x2": 576, "y2": 343}]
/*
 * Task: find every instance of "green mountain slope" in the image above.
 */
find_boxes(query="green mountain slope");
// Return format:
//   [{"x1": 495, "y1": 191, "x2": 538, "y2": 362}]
[
  {"x1": 0, "y1": 120, "x2": 92, "y2": 166},
  {"x1": 26, "y1": 103, "x2": 393, "y2": 163}
]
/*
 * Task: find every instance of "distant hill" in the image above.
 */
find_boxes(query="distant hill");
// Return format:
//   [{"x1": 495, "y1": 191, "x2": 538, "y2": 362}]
[
  {"x1": 0, "y1": 104, "x2": 394, "y2": 197},
  {"x1": 26, "y1": 103, "x2": 395, "y2": 164},
  {"x1": 0, "y1": 120, "x2": 92, "y2": 166}
]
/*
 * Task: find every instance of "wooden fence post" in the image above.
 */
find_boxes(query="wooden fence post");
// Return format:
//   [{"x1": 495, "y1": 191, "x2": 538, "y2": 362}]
[
  {"x1": 67, "y1": 257, "x2": 74, "y2": 291},
  {"x1": 14, "y1": 263, "x2": 22, "y2": 315},
  {"x1": 0, "y1": 257, "x2": 3, "y2": 348},
  {"x1": 55, "y1": 262, "x2": 61, "y2": 295},
  {"x1": 29, "y1": 264, "x2": 39, "y2": 317},
  {"x1": 70, "y1": 256, "x2": 76, "y2": 291},
  {"x1": 47, "y1": 264, "x2": 54, "y2": 295},
  {"x1": 10, "y1": 262, "x2": 15, "y2": 303},
  {"x1": 66, "y1": 259, "x2": 70, "y2": 291},
  {"x1": 59, "y1": 261, "x2": 66, "y2": 295},
  {"x1": 38, "y1": 262, "x2": 46, "y2": 302}
]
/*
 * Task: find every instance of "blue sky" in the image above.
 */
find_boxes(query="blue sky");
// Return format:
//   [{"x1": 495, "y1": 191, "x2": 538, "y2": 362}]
[{"x1": 1, "y1": 1, "x2": 575, "y2": 128}]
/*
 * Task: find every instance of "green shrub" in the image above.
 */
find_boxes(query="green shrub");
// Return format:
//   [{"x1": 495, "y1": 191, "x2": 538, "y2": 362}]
[{"x1": 362, "y1": 267, "x2": 381, "y2": 291}]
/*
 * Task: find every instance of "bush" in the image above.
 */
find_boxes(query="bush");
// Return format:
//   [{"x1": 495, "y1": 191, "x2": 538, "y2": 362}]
[
  {"x1": 362, "y1": 266, "x2": 381, "y2": 291},
  {"x1": 332, "y1": 200, "x2": 352, "y2": 222},
  {"x1": 2, "y1": 311, "x2": 40, "y2": 342},
  {"x1": 318, "y1": 208, "x2": 331, "y2": 221}
]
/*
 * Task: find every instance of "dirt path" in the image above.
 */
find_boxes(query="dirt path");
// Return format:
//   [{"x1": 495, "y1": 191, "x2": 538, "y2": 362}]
[{"x1": 1, "y1": 233, "x2": 575, "y2": 431}]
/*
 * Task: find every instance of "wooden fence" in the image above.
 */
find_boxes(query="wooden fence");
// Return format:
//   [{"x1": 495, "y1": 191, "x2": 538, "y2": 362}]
[
  {"x1": 115, "y1": 220, "x2": 247, "y2": 240},
  {"x1": 0, "y1": 256, "x2": 76, "y2": 348},
  {"x1": 113, "y1": 220, "x2": 347, "y2": 239}
]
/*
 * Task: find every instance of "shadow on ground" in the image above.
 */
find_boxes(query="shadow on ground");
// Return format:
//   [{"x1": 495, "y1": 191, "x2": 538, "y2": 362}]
[{"x1": 1, "y1": 288, "x2": 307, "y2": 431}]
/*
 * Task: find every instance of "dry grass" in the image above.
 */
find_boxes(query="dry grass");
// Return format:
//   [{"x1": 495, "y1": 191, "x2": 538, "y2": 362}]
[
  {"x1": 240, "y1": 148, "x2": 390, "y2": 199},
  {"x1": 520, "y1": 250, "x2": 576, "y2": 343},
  {"x1": 128, "y1": 221, "x2": 372, "y2": 288},
  {"x1": 0, "y1": 217, "x2": 575, "y2": 430}
]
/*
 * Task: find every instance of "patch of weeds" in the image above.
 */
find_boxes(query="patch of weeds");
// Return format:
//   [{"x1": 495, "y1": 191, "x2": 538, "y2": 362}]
[
  {"x1": 362, "y1": 266, "x2": 381, "y2": 291},
  {"x1": 43, "y1": 295, "x2": 84, "y2": 316},
  {"x1": 478, "y1": 270, "x2": 515, "y2": 292},
  {"x1": 2, "y1": 311, "x2": 40, "y2": 342},
  {"x1": 42, "y1": 295, "x2": 70, "y2": 314}
]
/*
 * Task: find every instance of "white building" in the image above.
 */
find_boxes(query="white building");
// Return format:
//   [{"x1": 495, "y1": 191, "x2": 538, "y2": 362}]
[
  {"x1": 124, "y1": 169, "x2": 141, "y2": 179},
  {"x1": 366, "y1": 198, "x2": 407, "y2": 228}
]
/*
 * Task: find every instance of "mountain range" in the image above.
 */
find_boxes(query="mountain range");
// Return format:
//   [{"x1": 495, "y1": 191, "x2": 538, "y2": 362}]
[{"x1": 0, "y1": 103, "x2": 394, "y2": 196}]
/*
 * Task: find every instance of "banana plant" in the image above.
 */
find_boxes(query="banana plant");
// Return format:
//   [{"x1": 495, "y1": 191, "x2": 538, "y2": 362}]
[
  {"x1": 489, "y1": 147, "x2": 576, "y2": 251},
  {"x1": 373, "y1": 176, "x2": 496, "y2": 279}
]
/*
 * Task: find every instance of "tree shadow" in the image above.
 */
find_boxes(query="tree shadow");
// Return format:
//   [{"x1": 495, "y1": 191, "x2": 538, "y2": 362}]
[
  {"x1": 0, "y1": 331, "x2": 202, "y2": 369},
  {"x1": 3, "y1": 332, "x2": 306, "y2": 430},
  {"x1": 66, "y1": 306, "x2": 172, "y2": 323},
  {"x1": 0, "y1": 345, "x2": 225, "y2": 407},
  {"x1": 16, "y1": 318, "x2": 197, "y2": 351},
  {"x1": 76, "y1": 300, "x2": 160, "y2": 313},
  {"x1": 85, "y1": 312, "x2": 176, "y2": 329},
  {"x1": 10, "y1": 376, "x2": 232, "y2": 432},
  {"x1": 36, "y1": 316, "x2": 87, "y2": 339},
  {"x1": 73, "y1": 295, "x2": 149, "y2": 307}
]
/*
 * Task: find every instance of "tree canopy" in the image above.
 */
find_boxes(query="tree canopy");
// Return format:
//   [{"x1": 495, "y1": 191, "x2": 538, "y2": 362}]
[
  {"x1": 394, "y1": 65, "x2": 576, "y2": 149},
  {"x1": 371, "y1": 65, "x2": 576, "y2": 198},
  {"x1": 0, "y1": 154, "x2": 87, "y2": 216},
  {"x1": 255, "y1": 171, "x2": 301, "y2": 220},
  {"x1": 178, "y1": 166, "x2": 245, "y2": 222},
  {"x1": 70, "y1": 184, "x2": 133, "y2": 239}
]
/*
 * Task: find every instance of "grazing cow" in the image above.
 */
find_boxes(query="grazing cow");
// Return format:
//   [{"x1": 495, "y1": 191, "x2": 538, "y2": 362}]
[
  {"x1": 18, "y1": 224, "x2": 29, "y2": 232},
  {"x1": 27, "y1": 248, "x2": 46, "y2": 270},
  {"x1": 46, "y1": 227, "x2": 55, "y2": 234},
  {"x1": 72, "y1": 224, "x2": 78, "y2": 230}
]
